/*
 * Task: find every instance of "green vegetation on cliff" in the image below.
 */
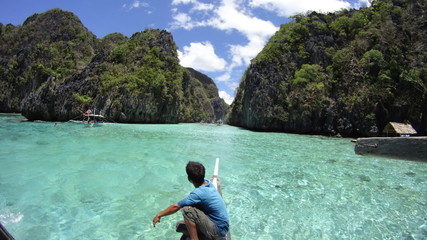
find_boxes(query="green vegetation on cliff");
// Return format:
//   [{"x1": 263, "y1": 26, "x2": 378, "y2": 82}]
[
  {"x1": 0, "y1": 9, "x2": 96, "y2": 112},
  {"x1": 230, "y1": 0, "x2": 427, "y2": 137},
  {"x1": 97, "y1": 31, "x2": 183, "y2": 104},
  {"x1": 0, "y1": 9, "x2": 228, "y2": 123}
]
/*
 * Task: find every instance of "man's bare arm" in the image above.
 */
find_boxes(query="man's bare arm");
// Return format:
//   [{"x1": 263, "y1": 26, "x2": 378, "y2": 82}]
[{"x1": 152, "y1": 203, "x2": 181, "y2": 227}]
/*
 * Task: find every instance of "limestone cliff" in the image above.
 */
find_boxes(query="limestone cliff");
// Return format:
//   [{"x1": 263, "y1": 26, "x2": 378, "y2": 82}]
[
  {"x1": 229, "y1": 0, "x2": 427, "y2": 137},
  {"x1": 0, "y1": 8, "x2": 96, "y2": 113},
  {"x1": 0, "y1": 9, "x2": 228, "y2": 123}
]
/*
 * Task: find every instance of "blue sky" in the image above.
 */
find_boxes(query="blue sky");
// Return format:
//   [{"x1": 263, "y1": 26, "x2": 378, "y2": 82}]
[{"x1": 0, "y1": 0, "x2": 370, "y2": 104}]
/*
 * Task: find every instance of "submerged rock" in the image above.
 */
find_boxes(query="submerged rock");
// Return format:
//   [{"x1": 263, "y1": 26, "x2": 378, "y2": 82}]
[{"x1": 354, "y1": 137, "x2": 427, "y2": 161}]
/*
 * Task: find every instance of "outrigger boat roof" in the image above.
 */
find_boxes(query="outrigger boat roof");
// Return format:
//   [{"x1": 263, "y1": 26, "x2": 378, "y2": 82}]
[
  {"x1": 84, "y1": 114, "x2": 105, "y2": 118},
  {"x1": 68, "y1": 111, "x2": 108, "y2": 125}
]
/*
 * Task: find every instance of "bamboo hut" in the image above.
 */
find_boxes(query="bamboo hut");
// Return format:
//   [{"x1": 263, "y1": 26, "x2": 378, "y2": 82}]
[{"x1": 383, "y1": 122, "x2": 417, "y2": 137}]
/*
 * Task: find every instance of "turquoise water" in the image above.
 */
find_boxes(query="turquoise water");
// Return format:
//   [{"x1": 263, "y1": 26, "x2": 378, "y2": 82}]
[{"x1": 0, "y1": 113, "x2": 426, "y2": 240}]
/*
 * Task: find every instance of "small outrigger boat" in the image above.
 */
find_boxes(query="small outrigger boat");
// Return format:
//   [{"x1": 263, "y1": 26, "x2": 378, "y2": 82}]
[{"x1": 68, "y1": 109, "x2": 106, "y2": 127}]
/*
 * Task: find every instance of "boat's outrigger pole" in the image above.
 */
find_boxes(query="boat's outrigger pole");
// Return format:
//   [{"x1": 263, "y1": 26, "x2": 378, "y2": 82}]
[
  {"x1": 210, "y1": 158, "x2": 231, "y2": 240},
  {"x1": 211, "y1": 157, "x2": 222, "y2": 196}
]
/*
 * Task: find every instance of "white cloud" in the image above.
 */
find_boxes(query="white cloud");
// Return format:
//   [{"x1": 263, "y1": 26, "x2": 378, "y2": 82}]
[
  {"x1": 123, "y1": 0, "x2": 149, "y2": 11},
  {"x1": 172, "y1": 0, "x2": 195, "y2": 5},
  {"x1": 249, "y1": 0, "x2": 351, "y2": 16},
  {"x1": 170, "y1": 0, "x2": 278, "y2": 84},
  {"x1": 209, "y1": 0, "x2": 277, "y2": 37},
  {"x1": 219, "y1": 90, "x2": 234, "y2": 105},
  {"x1": 209, "y1": 0, "x2": 278, "y2": 69},
  {"x1": 133, "y1": 1, "x2": 141, "y2": 8},
  {"x1": 170, "y1": 12, "x2": 210, "y2": 30},
  {"x1": 217, "y1": 71, "x2": 231, "y2": 82},
  {"x1": 178, "y1": 42, "x2": 227, "y2": 72},
  {"x1": 172, "y1": 13, "x2": 193, "y2": 29},
  {"x1": 229, "y1": 35, "x2": 267, "y2": 66},
  {"x1": 228, "y1": 81, "x2": 239, "y2": 91},
  {"x1": 192, "y1": 2, "x2": 215, "y2": 11},
  {"x1": 352, "y1": 0, "x2": 371, "y2": 8},
  {"x1": 172, "y1": 0, "x2": 215, "y2": 11}
]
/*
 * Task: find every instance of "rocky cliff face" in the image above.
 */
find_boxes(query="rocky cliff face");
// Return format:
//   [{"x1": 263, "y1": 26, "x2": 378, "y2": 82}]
[
  {"x1": 229, "y1": 0, "x2": 427, "y2": 137},
  {"x1": 0, "y1": 9, "x2": 228, "y2": 123},
  {"x1": 0, "y1": 8, "x2": 96, "y2": 113},
  {"x1": 185, "y1": 68, "x2": 229, "y2": 122}
]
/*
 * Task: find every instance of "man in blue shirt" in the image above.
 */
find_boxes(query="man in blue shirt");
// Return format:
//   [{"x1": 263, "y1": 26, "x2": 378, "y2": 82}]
[{"x1": 153, "y1": 161, "x2": 229, "y2": 240}]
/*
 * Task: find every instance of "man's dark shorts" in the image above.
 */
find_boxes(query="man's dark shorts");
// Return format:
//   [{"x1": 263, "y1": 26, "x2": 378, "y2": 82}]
[{"x1": 180, "y1": 206, "x2": 226, "y2": 240}]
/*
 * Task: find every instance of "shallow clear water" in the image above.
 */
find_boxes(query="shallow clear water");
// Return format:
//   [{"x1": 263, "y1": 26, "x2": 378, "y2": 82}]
[{"x1": 0, "y1": 113, "x2": 426, "y2": 240}]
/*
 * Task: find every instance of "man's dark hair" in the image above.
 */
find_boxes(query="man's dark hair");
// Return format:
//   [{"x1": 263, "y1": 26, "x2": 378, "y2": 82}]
[{"x1": 186, "y1": 161, "x2": 205, "y2": 184}]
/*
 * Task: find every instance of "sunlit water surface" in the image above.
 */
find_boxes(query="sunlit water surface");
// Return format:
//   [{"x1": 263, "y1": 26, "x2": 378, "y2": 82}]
[{"x1": 0, "y1": 114, "x2": 426, "y2": 240}]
